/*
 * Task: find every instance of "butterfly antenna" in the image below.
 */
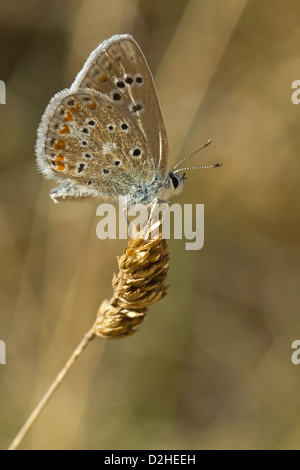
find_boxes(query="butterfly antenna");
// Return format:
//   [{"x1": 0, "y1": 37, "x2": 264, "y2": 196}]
[
  {"x1": 173, "y1": 139, "x2": 212, "y2": 170},
  {"x1": 173, "y1": 163, "x2": 223, "y2": 174}
]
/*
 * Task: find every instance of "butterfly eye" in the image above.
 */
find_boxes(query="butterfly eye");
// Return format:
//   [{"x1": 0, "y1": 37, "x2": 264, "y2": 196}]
[{"x1": 170, "y1": 173, "x2": 180, "y2": 189}]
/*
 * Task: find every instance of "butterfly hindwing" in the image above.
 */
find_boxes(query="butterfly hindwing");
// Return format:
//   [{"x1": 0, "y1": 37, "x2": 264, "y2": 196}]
[{"x1": 36, "y1": 88, "x2": 157, "y2": 200}]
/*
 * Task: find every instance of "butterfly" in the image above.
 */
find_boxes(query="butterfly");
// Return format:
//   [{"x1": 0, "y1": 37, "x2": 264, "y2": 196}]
[{"x1": 36, "y1": 34, "x2": 221, "y2": 204}]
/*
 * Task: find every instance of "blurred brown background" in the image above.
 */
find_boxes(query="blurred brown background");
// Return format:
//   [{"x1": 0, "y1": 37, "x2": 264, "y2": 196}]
[{"x1": 1, "y1": 0, "x2": 300, "y2": 450}]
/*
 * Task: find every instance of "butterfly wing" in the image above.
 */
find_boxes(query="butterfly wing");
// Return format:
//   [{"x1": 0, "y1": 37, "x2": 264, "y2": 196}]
[
  {"x1": 36, "y1": 35, "x2": 169, "y2": 203},
  {"x1": 71, "y1": 34, "x2": 169, "y2": 180},
  {"x1": 36, "y1": 88, "x2": 158, "y2": 201}
]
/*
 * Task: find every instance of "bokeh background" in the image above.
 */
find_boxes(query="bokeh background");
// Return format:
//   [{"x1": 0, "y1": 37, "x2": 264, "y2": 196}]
[{"x1": 1, "y1": 0, "x2": 300, "y2": 450}]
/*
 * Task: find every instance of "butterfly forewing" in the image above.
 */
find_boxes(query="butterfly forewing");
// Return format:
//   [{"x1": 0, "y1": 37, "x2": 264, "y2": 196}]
[{"x1": 72, "y1": 34, "x2": 169, "y2": 180}]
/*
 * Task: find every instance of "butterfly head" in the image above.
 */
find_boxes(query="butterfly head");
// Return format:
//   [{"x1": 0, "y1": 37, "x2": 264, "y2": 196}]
[
  {"x1": 158, "y1": 171, "x2": 186, "y2": 201},
  {"x1": 168, "y1": 171, "x2": 187, "y2": 196}
]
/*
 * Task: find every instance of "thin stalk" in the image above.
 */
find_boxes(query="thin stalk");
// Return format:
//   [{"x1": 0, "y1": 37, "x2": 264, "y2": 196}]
[{"x1": 8, "y1": 326, "x2": 96, "y2": 450}]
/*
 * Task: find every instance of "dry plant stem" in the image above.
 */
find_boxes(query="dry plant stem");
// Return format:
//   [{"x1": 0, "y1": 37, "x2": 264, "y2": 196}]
[
  {"x1": 8, "y1": 217, "x2": 169, "y2": 450},
  {"x1": 8, "y1": 326, "x2": 96, "y2": 450}
]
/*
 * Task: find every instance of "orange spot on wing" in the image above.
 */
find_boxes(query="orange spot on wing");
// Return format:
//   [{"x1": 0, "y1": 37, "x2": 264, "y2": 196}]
[
  {"x1": 87, "y1": 101, "x2": 96, "y2": 109},
  {"x1": 64, "y1": 111, "x2": 73, "y2": 121},
  {"x1": 99, "y1": 74, "x2": 108, "y2": 83},
  {"x1": 55, "y1": 138, "x2": 66, "y2": 150},
  {"x1": 55, "y1": 154, "x2": 64, "y2": 162},
  {"x1": 71, "y1": 103, "x2": 81, "y2": 112},
  {"x1": 93, "y1": 86, "x2": 99, "y2": 91},
  {"x1": 57, "y1": 162, "x2": 65, "y2": 171},
  {"x1": 59, "y1": 124, "x2": 70, "y2": 135}
]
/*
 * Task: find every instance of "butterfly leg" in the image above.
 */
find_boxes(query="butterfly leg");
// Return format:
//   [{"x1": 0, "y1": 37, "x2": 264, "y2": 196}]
[{"x1": 50, "y1": 183, "x2": 94, "y2": 203}]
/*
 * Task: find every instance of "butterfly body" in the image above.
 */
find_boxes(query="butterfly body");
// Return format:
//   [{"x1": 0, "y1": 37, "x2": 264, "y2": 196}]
[{"x1": 36, "y1": 34, "x2": 186, "y2": 205}]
